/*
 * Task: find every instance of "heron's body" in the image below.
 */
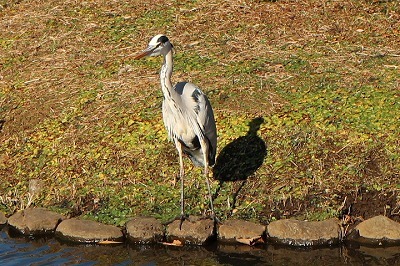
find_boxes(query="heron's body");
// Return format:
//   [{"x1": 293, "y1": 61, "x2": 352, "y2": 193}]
[
  {"x1": 134, "y1": 34, "x2": 217, "y2": 225},
  {"x1": 163, "y1": 81, "x2": 217, "y2": 167}
]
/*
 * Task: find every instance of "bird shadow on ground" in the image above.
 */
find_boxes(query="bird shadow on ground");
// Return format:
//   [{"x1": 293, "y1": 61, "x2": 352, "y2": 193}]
[{"x1": 212, "y1": 117, "x2": 267, "y2": 215}]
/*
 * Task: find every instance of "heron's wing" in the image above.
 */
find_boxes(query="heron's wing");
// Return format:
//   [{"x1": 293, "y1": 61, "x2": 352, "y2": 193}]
[
  {"x1": 174, "y1": 82, "x2": 217, "y2": 166},
  {"x1": 194, "y1": 89, "x2": 217, "y2": 165}
]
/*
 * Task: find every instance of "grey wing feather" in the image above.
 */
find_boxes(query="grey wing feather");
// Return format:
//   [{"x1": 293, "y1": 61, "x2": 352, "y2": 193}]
[
  {"x1": 170, "y1": 82, "x2": 217, "y2": 166},
  {"x1": 196, "y1": 90, "x2": 217, "y2": 165}
]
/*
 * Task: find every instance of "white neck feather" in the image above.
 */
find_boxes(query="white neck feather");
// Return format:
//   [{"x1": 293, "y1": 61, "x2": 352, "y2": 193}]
[{"x1": 160, "y1": 49, "x2": 174, "y2": 99}]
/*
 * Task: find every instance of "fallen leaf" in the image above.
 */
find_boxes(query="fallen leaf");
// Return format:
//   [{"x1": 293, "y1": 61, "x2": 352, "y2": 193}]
[
  {"x1": 236, "y1": 236, "x2": 264, "y2": 246},
  {"x1": 160, "y1": 239, "x2": 184, "y2": 246},
  {"x1": 98, "y1": 240, "x2": 123, "y2": 245}
]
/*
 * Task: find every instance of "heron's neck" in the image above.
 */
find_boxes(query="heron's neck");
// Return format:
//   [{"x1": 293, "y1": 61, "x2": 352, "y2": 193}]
[{"x1": 160, "y1": 49, "x2": 174, "y2": 98}]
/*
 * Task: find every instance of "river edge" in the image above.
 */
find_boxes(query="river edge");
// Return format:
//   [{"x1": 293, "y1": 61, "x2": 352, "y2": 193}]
[{"x1": 1, "y1": 208, "x2": 400, "y2": 248}]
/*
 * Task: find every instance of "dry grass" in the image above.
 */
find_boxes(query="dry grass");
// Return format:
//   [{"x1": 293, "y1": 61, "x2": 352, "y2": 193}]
[{"x1": 1, "y1": 0, "x2": 399, "y2": 225}]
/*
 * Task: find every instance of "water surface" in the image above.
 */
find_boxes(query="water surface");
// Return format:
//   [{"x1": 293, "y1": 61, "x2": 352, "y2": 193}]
[{"x1": 1, "y1": 225, "x2": 399, "y2": 265}]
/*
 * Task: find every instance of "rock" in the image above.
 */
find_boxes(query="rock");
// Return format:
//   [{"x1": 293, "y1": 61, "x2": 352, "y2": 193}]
[
  {"x1": 56, "y1": 218, "x2": 124, "y2": 244},
  {"x1": 350, "y1": 215, "x2": 400, "y2": 245},
  {"x1": 267, "y1": 218, "x2": 342, "y2": 246},
  {"x1": 218, "y1": 219, "x2": 266, "y2": 245},
  {"x1": 7, "y1": 208, "x2": 64, "y2": 235},
  {"x1": 166, "y1": 217, "x2": 215, "y2": 245},
  {"x1": 126, "y1": 216, "x2": 164, "y2": 244},
  {"x1": 0, "y1": 211, "x2": 7, "y2": 225}
]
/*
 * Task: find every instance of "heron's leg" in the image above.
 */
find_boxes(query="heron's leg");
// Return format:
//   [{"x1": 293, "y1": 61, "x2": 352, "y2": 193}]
[
  {"x1": 175, "y1": 141, "x2": 187, "y2": 229},
  {"x1": 204, "y1": 165, "x2": 215, "y2": 215},
  {"x1": 201, "y1": 141, "x2": 216, "y2": 221}
]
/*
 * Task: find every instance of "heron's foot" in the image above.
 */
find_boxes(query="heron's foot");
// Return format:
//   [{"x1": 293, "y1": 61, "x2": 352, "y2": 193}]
[
  {"x1": 200, "y1": 212, "x2": 221, "y2": 225},
  {"x1": 163, "y1": 214, "x2": 189, "y2": 227},
  {"x1": 179, "y1": 213, "x2": 189, "y2": 230},
  {"x1": 214, "y1": 215, "x2": 221, "y2": 225},
  {"x1": 209, "y1": 213, "x2": 221, "y2": 225}
]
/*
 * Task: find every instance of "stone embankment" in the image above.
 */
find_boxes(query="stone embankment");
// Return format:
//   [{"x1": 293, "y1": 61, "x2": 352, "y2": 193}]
[{"x1": 1, "y1": 208, "x2": 400, "y2": 247}]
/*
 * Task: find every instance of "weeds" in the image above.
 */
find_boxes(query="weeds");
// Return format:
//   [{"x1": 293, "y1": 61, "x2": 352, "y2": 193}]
[{"x1": 0, "y1": 0, "x2": 399, "y2": 224}]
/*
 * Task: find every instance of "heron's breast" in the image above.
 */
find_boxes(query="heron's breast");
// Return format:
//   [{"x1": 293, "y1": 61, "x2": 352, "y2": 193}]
[{"x1": 162, "y1": 102, "x2": 196, "y2": 140}]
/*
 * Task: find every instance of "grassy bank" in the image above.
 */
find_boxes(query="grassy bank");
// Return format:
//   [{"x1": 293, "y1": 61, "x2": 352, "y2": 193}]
[{"x1": 1, "y1": 0, "x2": 399, "y2": 226}]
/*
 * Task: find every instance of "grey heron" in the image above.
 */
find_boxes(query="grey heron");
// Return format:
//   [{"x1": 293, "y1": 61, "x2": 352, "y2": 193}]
[{"x1": 134, "y1": 34, "x2": 217, "y2": 226}]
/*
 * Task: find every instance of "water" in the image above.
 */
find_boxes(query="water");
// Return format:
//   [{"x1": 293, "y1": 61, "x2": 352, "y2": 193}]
[{"x1": 1, "y1": 225, "x2": 400, "y2": 265}]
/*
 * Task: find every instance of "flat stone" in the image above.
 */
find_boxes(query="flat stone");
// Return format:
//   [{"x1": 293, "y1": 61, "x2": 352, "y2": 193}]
[
  {"x1": 267, "y1": 218, "x2": 342, "y2": 246},
  {"x1": 0, "y1": 211, "x2": 7, "y2": 225},
  {"x1": 166, "y1": 216, "x2": 215, "y2": 245},
  {"x1": 126, "y1": 216, "x2": 164, "y2": 244},
  {"x1": 218, "y1": 219, "x2": 266, "y2": 244},
  {"x1": 7, "y1": 208, "x2": 64, "y2": 235},
  {"x1": 352, "y1": 215, "x2": 400, "y2": 244},
  {"x1": 56, "y1": 218, "x2": 124, "y2": 244}
]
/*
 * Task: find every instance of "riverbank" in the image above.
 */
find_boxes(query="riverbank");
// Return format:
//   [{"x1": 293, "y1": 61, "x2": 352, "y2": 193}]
[
  {"x1": 2, "y1": 225, "x2": 399, "y2": 265},
  {"x1": 2, "y1": 208, "x2": 400, "y2": 248}
]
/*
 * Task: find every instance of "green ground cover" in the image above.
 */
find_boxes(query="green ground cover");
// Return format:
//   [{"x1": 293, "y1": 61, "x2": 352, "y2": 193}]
[{"x1": 1, "y1": 0, "x2": 399, "y2": 226}]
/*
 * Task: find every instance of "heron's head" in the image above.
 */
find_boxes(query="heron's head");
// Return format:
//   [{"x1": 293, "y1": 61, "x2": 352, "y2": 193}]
[{"x1": 134, "y1": 34, "x2": 173, "y2": 59}]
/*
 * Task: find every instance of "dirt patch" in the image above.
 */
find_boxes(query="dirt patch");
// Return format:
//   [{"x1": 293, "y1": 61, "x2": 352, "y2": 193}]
[
  {"x1": 340, "y1": 188, "x2": 400, "y2": 223},
  {"x1": 261, "y1": 188, "x2": 399, "y2": 224}
]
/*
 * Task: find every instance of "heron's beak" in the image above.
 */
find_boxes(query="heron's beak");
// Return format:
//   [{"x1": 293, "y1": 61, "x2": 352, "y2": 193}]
[{"x1": 133, "y1": 44, "x2": 160, "y2": 59}]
